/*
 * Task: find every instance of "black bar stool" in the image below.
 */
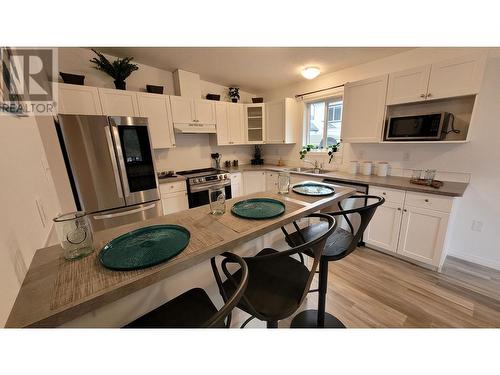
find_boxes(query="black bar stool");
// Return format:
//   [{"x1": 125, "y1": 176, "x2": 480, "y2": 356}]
[
  {"x1": 124, "y1": 252, "x2": 248, "y2": 328},
  {"x1": 212, "y1": 213, "x2": 337, "y2": 328},
  {"x1": 283, "y1": 195, "x2": 385, "y2": 328}
]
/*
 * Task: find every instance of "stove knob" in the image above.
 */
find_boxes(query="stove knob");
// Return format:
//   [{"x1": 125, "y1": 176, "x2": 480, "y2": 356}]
[
  {"x1": 224, "y1": 174, "x2": 229, "y2": 179},
  {"x1": 193, "y1": 178, "x2": 199, "y2": 184}
]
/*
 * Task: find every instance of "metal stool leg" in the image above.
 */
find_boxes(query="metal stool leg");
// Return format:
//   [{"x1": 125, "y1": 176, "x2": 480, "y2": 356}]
[{"x1": 291, "y1": 257, "x2": 346, "y2": 328}]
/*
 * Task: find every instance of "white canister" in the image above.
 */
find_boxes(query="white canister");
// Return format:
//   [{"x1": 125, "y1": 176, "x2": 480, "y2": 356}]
[
  {"x1": 349, "y1": 161, "x2": 359, "y2": 174},
  {"x1": 361, "y1": 161, "x2": 373, "y2": 176},
  {"x1": 377, "y1": 162, "x2": 389, "y2": 177}
]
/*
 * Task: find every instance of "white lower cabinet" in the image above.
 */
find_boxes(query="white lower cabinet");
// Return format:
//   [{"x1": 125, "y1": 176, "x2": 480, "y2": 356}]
[
  {"x1": 364, "y1": 200, "x2": 402, "y2": 253},
  {"x1": 230, "y1": 172, "x2": 243, "y2": 198},
  {"x1": 365, "y1": 187, "x2": 454, "y2": 268},
  {"x1": 160, "y1": 181, "x2": 188, "y2": 215},
  {"x1": 265, "y1": 171, "x2": 278, "y2": 191},
  {"x1": 243, "y1": 171, "x2": 266, "y2": 195},
  {"x1": 397, "y1": 205, "x2": 449, "y2": 266}
]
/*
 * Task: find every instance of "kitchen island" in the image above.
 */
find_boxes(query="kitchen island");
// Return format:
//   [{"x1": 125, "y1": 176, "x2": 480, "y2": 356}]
[{"x1": 6, "y1": 185, "x2": 355, "y2": 328}]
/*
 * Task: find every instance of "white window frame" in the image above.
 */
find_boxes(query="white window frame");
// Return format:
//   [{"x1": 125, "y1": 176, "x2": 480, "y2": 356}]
[{"x1": 304, "y1": 94, "x2": 343, "y2": 152}]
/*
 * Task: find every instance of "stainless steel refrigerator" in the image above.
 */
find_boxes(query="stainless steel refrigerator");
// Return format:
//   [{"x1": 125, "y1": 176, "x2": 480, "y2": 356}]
[{"x1": 56, "y1": 115, "x2": 162, "y2": 231}]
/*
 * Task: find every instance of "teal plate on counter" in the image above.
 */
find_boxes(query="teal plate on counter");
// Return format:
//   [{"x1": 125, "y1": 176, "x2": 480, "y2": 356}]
[
  {"x1": 231, "y1": 198, "x2": 286, "y2": 220},
  {"x1": 292, "y1": 182, "x2": 335, "y2": 196},
  {"x1": 99, "y1": 224, "x2": 190, "y2": 271}
]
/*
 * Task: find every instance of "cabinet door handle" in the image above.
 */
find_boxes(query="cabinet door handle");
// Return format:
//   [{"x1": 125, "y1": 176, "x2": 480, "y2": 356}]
[
  {"x1": 403, "y1": 209, "x2": 407, "y2": 212},
  {"x1": 420, "y1": 94, "x2": 426, "y2": 98},
  {"x1": 424, "y1": 199, "x2": 429, "y2": 202},
  {"x1": 382, "y1": 192, "x2": 386, "y2": 195},
  {"x1": 426, "y1": 93, "x2": 432, "y2": 98},
  {"x1": 397, "y1": 207, "x2": 401, "y2": 211}
]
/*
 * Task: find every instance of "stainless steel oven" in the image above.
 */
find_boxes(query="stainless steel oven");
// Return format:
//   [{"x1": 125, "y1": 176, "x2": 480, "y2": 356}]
[
  {"x1": 177, "y1": 168, "x2": 232, "y2": 208},
  {"x1": 385, "y1": 112, "x2": 453, "y2": 141}
]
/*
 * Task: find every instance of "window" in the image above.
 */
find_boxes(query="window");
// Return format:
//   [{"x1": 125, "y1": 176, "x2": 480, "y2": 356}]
[{"x1": 305, "y1": 98, "x2": 343, "y2": 149}]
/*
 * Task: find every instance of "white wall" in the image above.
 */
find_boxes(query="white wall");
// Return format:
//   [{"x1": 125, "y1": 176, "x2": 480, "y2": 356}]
[
  {"x1": 0, "y1": 115, "x2": 61, "y2": 327},
  {"x1": 261, "y1": 47, "x2": 500, "y2": 269},
  {"x1": 57, "y1": 47, "x2": 258, "y2": 172}
]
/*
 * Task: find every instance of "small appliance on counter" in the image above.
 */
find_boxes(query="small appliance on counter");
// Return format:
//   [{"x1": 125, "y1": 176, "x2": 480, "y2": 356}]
[{"x1": 211, "y1": 153, "x2": 222, "y2": 169}]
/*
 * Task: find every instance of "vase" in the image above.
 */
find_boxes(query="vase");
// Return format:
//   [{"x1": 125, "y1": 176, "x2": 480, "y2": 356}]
[
  {"x1": 114, "y1": 80, "x2": 126, "y2": 90},
  {"x1": 231, "y1": 98, "x2": 238, "y2": 103}
]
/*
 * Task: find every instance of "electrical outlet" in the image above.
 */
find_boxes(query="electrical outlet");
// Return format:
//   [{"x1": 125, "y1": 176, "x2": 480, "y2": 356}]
[
  {"x1": 403, "y1": 152, "x2": 410, "y2": 161},
  {"x1": 471, "y1": 220, "x2": 483, "y2": 232}
]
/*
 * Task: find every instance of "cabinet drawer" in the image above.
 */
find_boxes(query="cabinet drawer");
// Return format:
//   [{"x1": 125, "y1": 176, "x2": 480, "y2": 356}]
[
  {"x1": 404, "y1": 192, "x2": 453, "y2": 213},
  {"x1": 160, "y1": 181, "x2": 187, "y2": 195},
  {"x1": 369, "y1": 186, "x2": 405, "y2": 204},
  {"x1": 230, "y1": 172, "x2": 242, "y2": 183}
]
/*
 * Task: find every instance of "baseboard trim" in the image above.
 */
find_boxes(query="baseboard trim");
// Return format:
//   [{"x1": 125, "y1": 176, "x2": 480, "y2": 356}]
[{"x1": 446, "y1": 250, "x2": 500, "y2": 271}]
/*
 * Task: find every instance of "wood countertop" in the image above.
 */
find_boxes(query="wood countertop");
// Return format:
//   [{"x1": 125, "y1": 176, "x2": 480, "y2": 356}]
[
  {"x1": 228, "y1": 165, "x2": 468, "y2": 197},
  {"x1": 6, "y1": 186, "x2": 354, "y2": 328}
]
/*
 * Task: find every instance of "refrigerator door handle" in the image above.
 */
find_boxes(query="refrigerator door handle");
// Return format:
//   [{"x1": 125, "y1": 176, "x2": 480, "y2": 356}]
[
  {"x1": 93, "y1": 203, "x2": 157, "y2": 220},
  {"x1": 110, "y1": 124, "x2": 131, "y2": 198},
  {"x1": 104, "y1": 126, "x2": 124, "y2": 199}
]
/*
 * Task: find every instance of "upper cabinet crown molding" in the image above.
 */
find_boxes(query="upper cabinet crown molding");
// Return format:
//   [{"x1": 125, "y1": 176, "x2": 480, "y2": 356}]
[
  {"x1": 98, "y1": 88, "x2": 139, "y2": 116},
  {"x1": 56, "y1": 83, "x2": 103, "y2": 115},
  {"x1": 341, "y1": 74, "x2": 389, "y2": 143},
  {"x1": 387, "y1": 53, "x2": 487, "y2": 105}
]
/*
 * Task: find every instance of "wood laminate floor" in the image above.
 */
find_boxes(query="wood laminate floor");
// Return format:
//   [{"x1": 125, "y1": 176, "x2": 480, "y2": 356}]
[{"x1": 235, "y1": 247, "x2": 500, "y2": 328}]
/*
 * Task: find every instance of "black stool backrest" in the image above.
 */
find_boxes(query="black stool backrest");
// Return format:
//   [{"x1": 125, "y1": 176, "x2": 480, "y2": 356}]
[
  {"x1": 204, "y1": 252, "x2": 248, "y2": 328},
  {"x1": 328, "y1": 194, "x2": 385, "y2": 259},
  {"x1": 238, "y1": 213, "x2": 336, "y2": 315}
]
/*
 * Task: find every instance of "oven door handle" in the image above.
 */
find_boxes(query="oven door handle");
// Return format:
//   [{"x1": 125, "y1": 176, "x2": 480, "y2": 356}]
[{"x1": 189, "y1": 180, "x2": 231, "y2": 193}]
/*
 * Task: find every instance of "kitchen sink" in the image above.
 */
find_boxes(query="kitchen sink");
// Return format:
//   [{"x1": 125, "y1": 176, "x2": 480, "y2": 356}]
[{"x1": 285, "y1": 167, "x2": 332, "y2": 174}]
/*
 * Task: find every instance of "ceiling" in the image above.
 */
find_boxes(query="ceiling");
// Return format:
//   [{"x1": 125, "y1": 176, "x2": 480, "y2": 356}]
[{"x1": 96, "y1": 47, "x2": 413, "y2": 93}]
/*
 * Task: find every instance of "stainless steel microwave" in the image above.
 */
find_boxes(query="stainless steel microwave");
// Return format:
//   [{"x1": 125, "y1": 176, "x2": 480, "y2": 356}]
[{"x1": 385, "y1": 112, "x2": 453, "y2": 141}]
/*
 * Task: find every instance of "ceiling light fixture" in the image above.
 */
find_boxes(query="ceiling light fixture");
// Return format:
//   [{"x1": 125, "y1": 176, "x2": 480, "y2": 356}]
[{"x1": 301, "y1": 66, "x2": 320, "y2": 80}]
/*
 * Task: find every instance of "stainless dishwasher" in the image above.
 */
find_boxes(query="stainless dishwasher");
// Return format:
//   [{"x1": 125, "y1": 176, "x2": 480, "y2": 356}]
[{"x1": 322, "y1": 178, "x2": 369, "y2": 245}]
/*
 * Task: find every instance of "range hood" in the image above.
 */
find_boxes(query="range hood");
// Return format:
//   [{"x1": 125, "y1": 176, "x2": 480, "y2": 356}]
[{"x1": 174, "y1": 123, "x2": 216, "y2": 134}]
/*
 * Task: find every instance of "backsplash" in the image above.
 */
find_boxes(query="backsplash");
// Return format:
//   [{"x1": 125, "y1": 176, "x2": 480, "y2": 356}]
[{"x1": 154, "y1": 134, "x2": 255, "y2": 172}]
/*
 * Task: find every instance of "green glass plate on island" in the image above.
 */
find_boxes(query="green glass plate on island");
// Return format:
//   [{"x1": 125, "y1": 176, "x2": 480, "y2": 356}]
[
  {"x1": 231, "y1": 198, "x2": 286, "y2": 220},
  {"x1": 99, "y1": 224, "x2": 190, "y2": 271},
  {"x1": 292, "y1": 182, "x2": 335, "y2": 196}
]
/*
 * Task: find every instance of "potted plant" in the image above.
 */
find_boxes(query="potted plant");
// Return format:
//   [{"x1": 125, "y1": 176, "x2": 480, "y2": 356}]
[
  {"x1": 90, "y1": 49, "x2": 139, "y2": 90},
  {"x1": 251, "y1": 145, "x2": 264, "y2": 165},
  {"x1": 299, "y1": 141, "x2": 341, "y2": 163},
  {"x1": 228, "y1": 87, "x2": 240, "y2": 103}
]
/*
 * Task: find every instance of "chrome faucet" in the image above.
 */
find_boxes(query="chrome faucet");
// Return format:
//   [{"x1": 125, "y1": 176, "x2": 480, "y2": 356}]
[{"x1": 303, "y1": 159, "x2": 323, "y2": 174}]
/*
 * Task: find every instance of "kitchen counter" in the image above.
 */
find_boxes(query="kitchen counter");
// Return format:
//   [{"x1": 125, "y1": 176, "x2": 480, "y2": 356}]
[
  {"x1": 227, "y1": 164, "x2": 468, "y2": 197},
  {"x1": 158, "y1": 175, "x2": 186, "y2": 184},
  {"x1": 6, "y1": 185, "x2": 355, "y2": 328}
]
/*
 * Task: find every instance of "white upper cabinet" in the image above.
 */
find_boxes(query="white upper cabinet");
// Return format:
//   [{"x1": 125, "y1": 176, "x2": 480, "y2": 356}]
[
  {"x1": 264, "y1": 98, "x2": 298, "y2": 144},
  {"x1": 137, "y1": 92, "x2": 176, "y2": 149},
  {"x1": 386, "y1": 53, "x2": 486, "y2": 105},
  {"x1": 169, "y1": 96, "x2": 193, "y2": 123},
  {"x1": 98, "y1": 88, "x2": 139, "y2": 116},
  {"x1": 228, "y1": 103, "x2": 245, "y2": 144},
  {"x1": 215, "y1": 102, "x2": 245, "y2": 145},
  {"x1": 194, "y1": 99, "x2": 215, "y2": 124},
  {"x1": 341, "y1": 74, "x2": 388, "y2": 143},
  {"x1": 169, "y1": 96, "x2": 215, "y2": 124},
  {"x1": 215, "y1": 102, "x2": 230, "y2": 145},
  {"x1": 386, "y1": 65, "x2": 431, "y2": 105},
  {"x1": 57, "y1": 83, "x2": 103, "y2": 115},
  {"x1": 427, "y1": 53, "x2": 486, "y2": 100}
]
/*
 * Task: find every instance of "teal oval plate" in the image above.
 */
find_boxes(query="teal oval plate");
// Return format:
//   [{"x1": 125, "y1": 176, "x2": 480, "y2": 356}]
[
  {"x1": 99, "y1": 224, "x2": 190, "y2": 271},
  {"x1": 292, "y1": 183, "x2": 335, "y2": 196},
  {"x1": 231, "y1": 198, "x2": 286, "y2": 220}
]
